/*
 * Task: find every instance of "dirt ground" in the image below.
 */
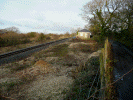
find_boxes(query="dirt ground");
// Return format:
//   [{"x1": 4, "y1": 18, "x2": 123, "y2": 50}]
[{"x1": 0, "y1": 39, "x2": 101, "y2": 100}]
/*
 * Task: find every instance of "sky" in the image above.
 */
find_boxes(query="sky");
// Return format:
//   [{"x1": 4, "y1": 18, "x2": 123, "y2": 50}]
[{"x1": 0, "y1": 0, "x2": 90, "y2": 34}]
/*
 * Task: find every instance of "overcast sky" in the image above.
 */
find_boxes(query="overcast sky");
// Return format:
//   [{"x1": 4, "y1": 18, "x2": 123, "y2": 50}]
[{"x1": 0, "y1": 0, "x2": 90, "y2": 34}]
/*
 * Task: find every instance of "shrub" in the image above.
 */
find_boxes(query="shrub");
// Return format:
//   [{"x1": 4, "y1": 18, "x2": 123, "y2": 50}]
[
  {"x1": 46, "y1": 36, "x2": 51, "y2": 40},
  {"x1": 27, "y1": 32, "x2": 37, "y2": 38},
  {"x1": 65, "y1": 57, "x2": 100, "y2": 99},
  {"x1": 0, "y1": 37, "x2": 5, "y2": 47},
  {"x1": 78, "y1": 44, "x2": 91, "y2": 53},
  {"x1": 37, "y1": 33, "x2": 46, "y2": 41},
  {"x1": 0, "y1": 32, "x2": 30, "y2": 47}
]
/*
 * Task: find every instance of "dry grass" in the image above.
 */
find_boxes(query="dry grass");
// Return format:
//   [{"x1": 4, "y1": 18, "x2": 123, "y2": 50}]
[
  {"x1": 0, "y1": 32, "x2": 72, "y2": 54},
  {"x1": 0, "y1": 38, "x2": 101, "y2": 100},
  {"x1": 65, "y1": 56, "x2": 100, "y2": 100},
  {"x1": 70, "y1": 38, "x2": 97, "y2": 43},
  {"x1": 69, "y1": 42, "x2": 98, "y2": 54},
  {"x1": 44, "y1": 43, "x2": 69, "y2": 57},
  {"x1": 0, "y1": 32, "x2": 30, "y2": 47},
  {"x1": 26, "y1": 75, "x2": 73, "y2": 100}
]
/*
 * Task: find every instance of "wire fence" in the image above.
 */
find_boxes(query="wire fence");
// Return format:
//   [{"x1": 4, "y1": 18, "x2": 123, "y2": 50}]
[
  {"x1": 86, "y1": 38, "x2": 133, "y2": 100},
  {"x1": 86, "y1": 67, "x2": 133, "y2": 100},
  {"x1": 87, "y1": 68, "x2": 100, "y2": 99},
  {"x1": 1, "y1": 38, "x2": 133, "y2": 100}
]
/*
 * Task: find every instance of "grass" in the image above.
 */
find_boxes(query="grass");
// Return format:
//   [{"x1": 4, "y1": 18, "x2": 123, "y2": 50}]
[
  {"x1": 62, "y1": 54, "x2": 79, "y2": 66},
  {"x1": 0, "y1": 37, "x2": 101, "y2": 99},
  {"x1": 33, "y1": 43, "x2": 69, "y2": 59},
  {"x1": 78, "y1": 44, "x2": 91, "y2": 53},
  {"x1": 5, "y1": 62, "x2": 31, "y2": 72},
  {"x1": 70, "y1": 38, "x2": 97, "y2": 43},
  {"x1": 70, "y1": 42, "x2": 99, "y2": 54},
  {"x1": 0, "y1": 79, "x2": 22, "y2": 94},
  {"x1": 12, "y1": 64, "x2": 30, "y2": 71},
  {"x1": 0, "y1": 30, "x2": 72, "y2": 54},
  {"x1": 20, "y1": 74, "x2": 36, "y2": 83},
  {"x1": 0, "y1": 32, "x2": 30, "y2": 47},
  {"x1": 45, "y1": 44, "x2": 69, "y2": 57},
  {"x1": 65, "y1": 57, "x2": 100, "y2": 100}
]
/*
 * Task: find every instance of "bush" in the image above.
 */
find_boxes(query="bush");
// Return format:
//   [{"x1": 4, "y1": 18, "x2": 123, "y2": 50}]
[
  {"x1": 0, "y1": 32, "x2": 30, "y2": 47},
  {"x1": 0, "y1": 37, "x2": 5, "y2": 47},
  {"x1": 37, "y1": 33, "x2": 46, "y2": 41},
  {"x1": 46, "y1": 36, "x2": 51, "y2": 40},
  {"x1": 27, "y1": 32, "x2": 37, "y2": 38},
  {"x1": 113, "y1": 29, "x2": 133, "y2": 51},
  {"x1": 65, "y1": 57, "x2": 100, "y2": 99},
  {"x1": 92, "y1": 35, "x2": 105, "y2": 44}
]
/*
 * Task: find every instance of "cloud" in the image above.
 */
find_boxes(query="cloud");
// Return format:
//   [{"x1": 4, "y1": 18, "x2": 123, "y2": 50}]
[
  {"x1": 0, "y1": 21, "x2": 4, "y2": 25},
  {"x1": 0, "y1": 0, "x2": 89, "y2": 33},
  {"x1": 14, "y1": 18, "x2": 38, "y2": 25}
]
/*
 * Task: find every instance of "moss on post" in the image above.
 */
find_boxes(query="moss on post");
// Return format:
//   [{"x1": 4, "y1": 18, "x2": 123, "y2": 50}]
[
  {"x1": 100, "y1": 38, "x2": 117, "y2": 100},
  {"x1": 105, "y1": 38, "x2": 117, "y2": 100},
  {"x1": 100, "y1": 48, "x2": 105, "y2": 100}
]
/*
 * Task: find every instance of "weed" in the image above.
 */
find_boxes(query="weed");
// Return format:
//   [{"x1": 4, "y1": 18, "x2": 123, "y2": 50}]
[
  {"x1": 14, "y1": 65, "x2": 30, "y2": 71},
  {"x1": 65, "y1": 56, "x2": 100, "y2": 99},
  {"x1": 78, "y1": 44, "x2": 91, "y2": 53},
  {"x1": 70, "y1": 38, "x2": 97, "y2": 43},
  {"x1": 62, "y1": 54, "x2": 79, "y2": 66},
  {"x1": 9, "y1": 62, "x2": 30, "y2": 72},
  {"x1": 45, "y1": 44, "x2": 69, "y2": 57},
  {"x1": 0, "y1": 80, "x2": 22, "y2": 93}
]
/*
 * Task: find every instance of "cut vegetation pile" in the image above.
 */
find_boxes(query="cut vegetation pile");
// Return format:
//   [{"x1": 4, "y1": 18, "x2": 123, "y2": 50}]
[{"x1": 0, "y1": 38, "x2": 101, "y2": 100}]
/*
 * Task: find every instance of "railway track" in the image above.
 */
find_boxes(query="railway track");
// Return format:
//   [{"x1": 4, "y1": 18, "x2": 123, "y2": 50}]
[{"x1": 0, "y1": 37, "x2": 75, "y2": 65}]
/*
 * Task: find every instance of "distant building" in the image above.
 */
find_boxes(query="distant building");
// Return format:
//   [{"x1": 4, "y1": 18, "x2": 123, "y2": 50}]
[{"x1": 77, "y1": 29, "x2": 92, "y2": 39}]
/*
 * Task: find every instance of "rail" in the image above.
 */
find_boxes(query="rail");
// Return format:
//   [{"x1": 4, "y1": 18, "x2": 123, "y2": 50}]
[{"x1": 0, "y1": 37, "x2": 75, "y2": 59}]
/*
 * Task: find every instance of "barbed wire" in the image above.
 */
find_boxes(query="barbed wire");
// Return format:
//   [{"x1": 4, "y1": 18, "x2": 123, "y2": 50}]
[
  {"x1": 93, "y1": 75, "x2": 100, "y2": 100},
  {"x1": 86, "y1": 67, "x2": 133, "y2": 100},
  {"x1": 87, "y1": 68, "x2": 100, "y2": 98}
]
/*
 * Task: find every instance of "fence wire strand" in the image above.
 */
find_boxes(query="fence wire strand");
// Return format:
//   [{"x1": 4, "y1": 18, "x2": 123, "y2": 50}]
[
  {"x1": 86, "y1": 67, "x2": 133, "y2": 100},
  {"x1": 87, "y1": 68, "x2": 100, "y2": 98}
]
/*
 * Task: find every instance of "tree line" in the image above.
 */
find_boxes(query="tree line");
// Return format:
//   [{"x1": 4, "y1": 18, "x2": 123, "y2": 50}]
[
  {"x1": 82, "y1": 0, "x2": 133, "y2": 49},
  {"x1": 0, "y1": 26, "x2": 74, "y2": 47}
]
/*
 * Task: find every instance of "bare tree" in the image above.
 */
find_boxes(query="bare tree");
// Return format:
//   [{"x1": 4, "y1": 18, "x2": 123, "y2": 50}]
[
  {"x1": 5, "y1": 26, "x2": 20, "y2": 33},
  {"x1": 118, "y1": 0, "x2": 133, "y2": 33},
  {"x1": 82, "y1": 0, "x2": 122, "y2": 36}
]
